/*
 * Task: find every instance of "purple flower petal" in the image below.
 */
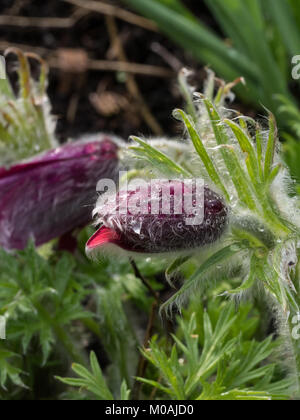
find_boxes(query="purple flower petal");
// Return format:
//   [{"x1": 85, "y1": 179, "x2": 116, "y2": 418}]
[
  {"x1": 87, "y1": 181, "x2": 228, "y2": 257},
  {"x1": 0, "y1": 137, "x2": 119, "y2": 250}
]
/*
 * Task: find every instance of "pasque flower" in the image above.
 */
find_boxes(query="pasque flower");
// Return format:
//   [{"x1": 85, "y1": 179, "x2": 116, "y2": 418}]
[
  {"x1": 0, "y1": 137, "x2": 119, "y2": 250},
  {"x1": 86, "y1": 180, "x2": 228, "y2": 257}
]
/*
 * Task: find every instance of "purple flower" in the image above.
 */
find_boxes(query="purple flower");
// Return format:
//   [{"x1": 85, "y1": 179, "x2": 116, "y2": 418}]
[
  {"x1": 86, "y1": 180, "x2": 228, "y2": 257},
  {"x1": 0, "y1": 137, "x2": 119, "y2": 250}
]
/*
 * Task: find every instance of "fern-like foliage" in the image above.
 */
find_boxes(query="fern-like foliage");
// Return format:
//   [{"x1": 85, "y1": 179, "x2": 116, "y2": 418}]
[
  {"x1": 56, "y1": 351, "x2": 131, "y2": 400},
  {"x1": 0, "y1": 242, "x2": 92, "y2": 394},
  {"x1": 137, "y1": 299, "x2": 291, "y2": 400},
  {"x1": 0, "y1": 235, "x2": 157, "y2": 399}
]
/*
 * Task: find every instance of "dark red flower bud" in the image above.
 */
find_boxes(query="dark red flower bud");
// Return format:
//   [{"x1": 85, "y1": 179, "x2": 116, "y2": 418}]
[
  {"x1": 86, "y1": 180, "x2": 228, "y2": 257},
  {"x1": 0, "y1": 137, "x2": 119, "y2": 250}
]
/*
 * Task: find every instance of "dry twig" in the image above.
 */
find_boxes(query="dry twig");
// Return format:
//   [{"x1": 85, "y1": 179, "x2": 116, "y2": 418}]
[
  {"x1": 62, "y1": 0, "x2": 157, "y2": 32},
  {"x1": 0, "y1": 9, "x2": 89, "y2": 28},
  {"x1": 129, "y1": 259, "x2": 159, "y2": 400},
  {"x1": 87, "y1": 59, "x2": 173, "y2": 78},
  {"x1": 151, "y1": 42, "x2": 183, "y2": 72},
  {"x1": 130, "y1": 259, "x2": 159, "y2": 301},
  {"x1": 0, "y1": 41, "x2": 173, "y2": 78},
  {"x1": 105, "y1": 16, "x2": 164, "y2": 135}
]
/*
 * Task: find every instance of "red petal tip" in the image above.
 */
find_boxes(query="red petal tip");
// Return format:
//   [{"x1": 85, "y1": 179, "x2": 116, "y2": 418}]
[{"x1": 86, "y1": 226, "x2": 121, "y2": 251}]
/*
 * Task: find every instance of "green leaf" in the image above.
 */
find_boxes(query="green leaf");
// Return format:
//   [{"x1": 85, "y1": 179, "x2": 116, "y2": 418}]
[
  {"x1": 135, "y1": 377, "x2": 173, "y2": 396},
  {"x1": 264, "y1": 0, "x2": 300, "y2": 56},
  {"x1": 130, "y1": 136, "x2": 191, "y2": 177},
  {"x1": 255, "y1": 127, "x2": 264, "y2": 180},
  {"x1": 165, "y1": 256, "x2": 190, "y2": 288},
  {"x1": 266, "y1": 164, "x2": 281, "y2": 186},
  {"x1": 57, "y1": 352, "x2": 115, "y2": 400},
  {"x1": 152, "y1": 0, "x2": 195, "y2": 20},
  {"x1": 198, "y1": 385, "x2": 271, "y2": 400},
  {"x1": 160, "y1": 244, "x2": 244, "y2": 312},
  {"x1": 223, "y1": 118, "x2": 260, "y2": 186},
  {"x1": 204, "y1": 0, "x2": 287, "y2": 100},
  {"x1": 203, "y1": 98, "x2": 258, "y2": 211},
  {"x1": 0, "y1": 349, "x2": 26, "y2": 390},
  {"x1": 226, "y1": 254, "x2": 258, "y2": 294},
  {"x1": 264, "y1": 112, "x2": 277, "y2": 179},
  {"x1": 120, "y1": 380, "x2": 131, "y2": 400},
  {"x1": 205, "y1": 0, "x2": 265, "y2": 51},
  {"x1": 174, "y1": 109, "x2": 230, "y2": 200}
]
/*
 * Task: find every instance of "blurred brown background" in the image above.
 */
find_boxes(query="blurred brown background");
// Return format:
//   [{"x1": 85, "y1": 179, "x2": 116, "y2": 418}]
[{"x1": 0, "y1": 0, "x2": 213, "y2": 142}]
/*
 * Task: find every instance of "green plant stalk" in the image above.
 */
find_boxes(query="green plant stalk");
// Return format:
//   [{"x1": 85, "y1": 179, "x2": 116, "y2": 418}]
[
  {"x1": 178, "y1": 71, "x2": 198, "y2": 123},
  {"x1": 272, "y1": 301, "x2": 300, "y2": 397}
]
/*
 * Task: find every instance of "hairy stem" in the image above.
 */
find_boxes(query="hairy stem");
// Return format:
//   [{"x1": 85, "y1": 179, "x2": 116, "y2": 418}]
[{"x1": 277, "y1": 304, "x2": 300, "y2": 398}]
